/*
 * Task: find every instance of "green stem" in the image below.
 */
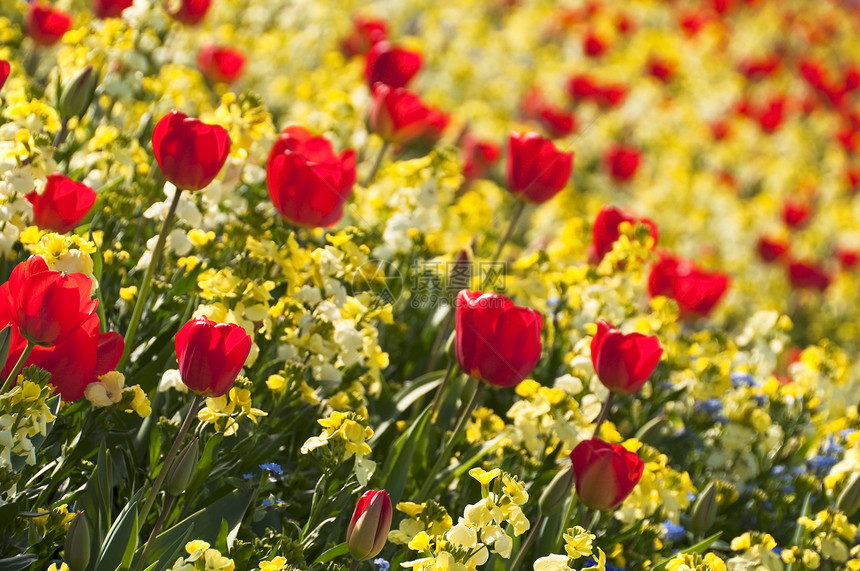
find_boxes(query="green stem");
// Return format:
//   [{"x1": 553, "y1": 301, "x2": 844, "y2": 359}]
[
  {"x1": 785, "y1": 492, "x2": 812, "y2": 571},
  {"x1": 491, "y1": 199, "x2": 526, "y2": 262},
  {"x1": 349, "y1": 560, "x2": 360, "y2": 571},
  {"x1": 428, "y1": 360, "x2": 456, "y2": 424},
  {"x1": 135, "y1": 493, "x2": 176, "y2": 571},
  {"x1": 1, "y1": 341, "x2": 35, "y2": 394},
  {"x1": 553, "y1": 496, "x2": 577, "y2": 553},
  {"x1": 425, "y1": 311, "x2": 454, "y2": 373},
  {"x1": 118, "y1": 187, "x2": 183, "y2": 371},
  {"x1": 509, "y1": 513, "x2": 543, "y2": 571},
  {"x1": 362, "y1": 140, "x2": 390, "y2": 187},
  {"x1": 138, "y1": 393, "x2": 203, "y2": 530},
  {"x1": 52, "y1": 117, "x2": 70, "y2": 151},
  {"x1": 416, "y1": 380, "x2": 484, "y2": 501},
  {"x1": 592, "y1": 393, "x2": 613, "y2": 438}
]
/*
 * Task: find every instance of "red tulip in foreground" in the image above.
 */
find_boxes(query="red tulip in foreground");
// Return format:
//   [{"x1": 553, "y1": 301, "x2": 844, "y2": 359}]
[
  {"x1": 197, "y1": 45, "x2": 246, "y2": 84},
  {"x1": 1, "y1": 256, "x2": 97, "y2": 347},
  {"x1": 93, "y1": 0, "x2": 134, "y2": 18},
  {"x1": 346, "y1": 490, "x2": 392, "y2": 561},
  {"x1": 648, "y1": 254, "x2": 729, "y2": 318},
  {"x1": 152, "y1": 110, "x2": 230, "y2": 191},
  {"x1": 340, "y1": 15, "x2": 388, "y2": 58},
  {"x1": 168, "y1": 0, "x2": 211, "y2": 25},
  {"x1": 570, "y1": 438, "x2": 644, "y2": 510},
  {"x1": 505, "y1": 131, "x2": 573, "y2": 204},
  {"x1": 591, "y1": 205, "x2": 658, "y2": 261},
  {"x1": 364, "y1": 41, "x2": 422, "y2": 89},
  {"x1": 26, "y1": 174, "x2": 96, "y2": 234},
  {"x1": 266, "y1": 126, "x2": 357, "y2": 227},
  {"x1": 455, "y1": 290, "x2": 543, "y2": 388},
  {"x1": 368, "y1": 84, "x2": 449, "y2": 146},
  {"x1": 0, "y1": 60, "x2": 9, "y2": 91},
  {"x1": 26, "y1": 3, "x2": 72, "y2": 46},
  {"x1": 0, "y1": 311, "x2": 122, "y2": 401},
  {"x1": 590, "y1": 320, "x2": 662, "y2": 395},
  {"x1": 175, "y1": 316, "x2": 252, "y2": 398}
]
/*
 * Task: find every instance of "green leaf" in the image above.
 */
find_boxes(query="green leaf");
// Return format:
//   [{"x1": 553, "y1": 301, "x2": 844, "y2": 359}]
[
  {"x1": 312, "y1": 542, "x2": 348, "y2": 564},
  {"x1": 0, "y1": 554, "x2": 38, "y2": 571},
  {"x1": 379, "y1": 406, "x2": 431, "y2": 502},
  {"x1": 142, "y1": 487, "x2": 254, "y2": 565},
  {"x1": 650, "y1": 532, "x2": 722, "y2": 571},
  {"x1": 436, "y1": 431, "x2": 510, "y2": 490},
  {"x1": 145, "y1": 522, "x2": 196, "y2": 571},
  {"x1": 95, "y1": 488, "x2": 143, "y2": 571},
  {"x1": 370, "y1": 370, "x2": 445, "y2": 444}
]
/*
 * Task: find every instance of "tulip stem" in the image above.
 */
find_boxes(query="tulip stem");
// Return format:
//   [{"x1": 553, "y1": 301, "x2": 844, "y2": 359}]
[
  {"x1": 119, "y1": 187, "x2": 184, "y2": 371},
  {"x1": 0, "y1": 341, "x2": 35, "y2": 395},
  {"x1": 592, "y1": 393, "x2": 613, "y2": 438},
  {"x1": 582, "y1": 507, "x2": 598, "y2": 530},
  {"x1": 509, "y1": 513, "x2": 543, "y2": 571},
  {"x1": 137, "y1": 393, "x2": 203, "y2": 533},
  {"x1": 428, "y1": 360, "x2": 455, "y2": 423},
  {"x1": 492, "y1": 200, "x2": 526, "y2": 262},
  {"x1": 416, "y1": 380, "x2": 484, "y2": 501},
  {"x1": 349, "y1": 561, "x2": 360, "y2": 571},
  {"x1": 135, "y1": 493, "x2": 176, "y2": 571},
  {"x1": 52, "y1": 117, "x2": 70, "y2": 151},
  {"x1": 363, "y1": 141, "x2": 390, "y2": 187}
]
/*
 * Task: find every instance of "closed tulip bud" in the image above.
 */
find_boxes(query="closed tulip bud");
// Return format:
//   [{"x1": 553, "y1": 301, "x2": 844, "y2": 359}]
[
  {"x1": 64, "y1": 512, "x2": 90, "y2": 571},
  {"x1": 175, "y1": 316, "x2": 252, "y2": 398},
  {"x1": 346, "y1": 490, "x2": 392, "y2": 561},
  {"x1": 539, "y1": 464, "x2": 575, "y2": 515},
  {"x1": 0, "y1": 325, "x2": 11, "y2": 373},
  {"x1": 837, "y1": 472, "x2": 860, "y2": 516},
  {"x1": 166, "y1": 438, "x2": 199, "y2": 496},
  {"x1": 152, "y1": 110, "x2": 230, "y2": 191},
  {"x1": 26, "y1": 174, "x2": 97, "y2": 234},
  {"x1": 590, "y1": 320, "x2": 662, "y2": 396},
  {"x1": 691, "y1": 481, "x2": 718, "y2": 535},
  {"x1": 506, "y1": 131, "x2": 573, "y2": 204},
  {"x1": 59, "y1": 66, "x2": 98, "y2": 120},
  {"x1": 570, "y1": 438, "x2": 644, "y2": 511}
]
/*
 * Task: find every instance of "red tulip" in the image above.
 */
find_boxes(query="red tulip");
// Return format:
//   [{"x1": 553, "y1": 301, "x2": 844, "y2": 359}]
[
  {"x1": 266, "y1": 126, "x2": 356, "y2": 228},
  {"x1": 93, "y1": 0, "x2": 134, "y2": 18},
  {"x1": 152, "y1": 110, "x2": 230, "y2": 191},
  {"x1": 521, "y1": 90, "x2": 576, "y2": 138},
  {"x1": 455, "y1": 290, "x2": 543, "y2": 388},
  {"x1": 836, "y1": 246, "x2": 860, "y2": 270},
  {"x1": 757, "y1": 97, "x2": 787, "y2": 133},
  {"x1": 570, "y1": 438, "x2": 644, "y2": 511},
  {"x1": 168, "y1": 0, "x2": 211, "y2": 25},
  {"x1": 175, "y1": 316, "x2": 252, "y2": 397},
  {"x1": 787, "y1": 260, "x2": 831, "y2": 291},
  {"x1": 0, "y1": 60, "x2": 10, "y2": 90},
  {"x1": 26, "y1": 174, "x2": 96, "y2": 234},
  {"x1": 782, "y1": 199, "x2": 812, "y2": 229},
  {"x1": 364, "y1": 42, "x2": 422, "y2": 89},
  {"x1": 756, "y1": 235, "x2": 789, "y2": 263},
  {"x1": 197, "y1": 45, "x2": 245, "y2": 84},
  {"x1": 595, "y1": 83, "x2": 627, "y2": 108},
  {"x1": 460, "y1": 133, "x2": 500, "y2": 184},
  {"x1": 566, "y1": 73, "x2": 599, "y2": 103},
  {"x1": 591, "y1": 205, "x2": 658, "y2": 261},
  {"x1": 582, "y1": 29, "x2": 608, "y2": 58},
  {"x1": 26, "y1": 3, "x2": 72, "y2": 46},
  {"x1": 647, "y1": 57, "x2": 675, "y2": 82},
  {"x1": 590, "y1": 320, "x2": 662, "y2": 395},
  {"x1": 0, "y1": 309, "x2": 122, "y2": 400},
  {"x1": 340, "y1": 15, "x2": 388, "y2": 58},
  {"x1": 346, "y1": 490, "x2": 392, "y2": 561},
  {"x1": 604, "y1": 143, "x2": 641, "y2": 183},
  {"x1": 648, "y1": 254, "x2": 729, "y2": 318},
  {"x1": 368, "y1": 84, "x2": 449, "y2": 146},
  {"x1": 505, "y1": 131, "x2": 573, "y2": 204},
  {"x1": 0, "y1": 256, "x2": 97, "y2": 347}
]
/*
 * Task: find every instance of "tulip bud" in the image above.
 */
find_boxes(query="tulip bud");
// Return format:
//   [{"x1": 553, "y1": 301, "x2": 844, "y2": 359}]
[
  {"x1": 64, "y1": 511, "x2": 90, "y2": 571},
  {"x1": 691, "y1": 481, "x2": 718, "y2": 535},
  {"x1": 59, "y1": 66, "x2": 98, "y2": 120},
  {"x1": 0, "y1": 325, "x2": 12, "y2": 374},
  {"x1": 837, "y1": 472, "x2": 860, "y2": 516},
  {"x1": 166, "y1": 438, "x2": 199, "y2": 496},
  {"x1": 346, "y1": 490, "x2": 392, "y2": 561},
  {"x1": 539, "y1": 464, "x2": 575, "y2": 516}
]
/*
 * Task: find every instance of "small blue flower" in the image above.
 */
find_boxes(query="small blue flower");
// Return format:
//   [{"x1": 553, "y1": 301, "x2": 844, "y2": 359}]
[
  {"x1": 242, "y1": 473, "x2": 254, "y2": 480},
  {"x1": 806, "y1": 455, "x2": 839, "y2": 476},
  {"x1": 663, "y1": 519, "x2": 686, "y2": 542},
  {"x1": 259, "y1": 462, "x2": 284, "y2": 477},
  {"x1": 261, "y1": 498, "x2": 273, "y2": 508},
  {"x1": 373, "y1": 558, "x2": 390, "y2": 571},
  {"x1": 730, "y1": 372, "x2": 757, "y2": 388}
]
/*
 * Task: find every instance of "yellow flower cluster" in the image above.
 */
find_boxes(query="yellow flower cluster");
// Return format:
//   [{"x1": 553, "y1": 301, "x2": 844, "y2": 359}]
[
  {"x1": 84, "y1": 371, "x2": 151, "y2": 418},
  {"x1": 167, "y1": 540, "x2": 235, "y2": 571},
  {"x1": 0, "y1": 380, "x2": 57, "y2": 471},
  {"x1": 198, "y1": 382, "x2": 267, "y2": 437},
  {"x1": 389, "y1": 500, "x2": 454, "y2": 545},
  {"x1": 532, "y1": 526, "x2": 607, "y2": 571},
  {"x1": 664, "y1": 553, "x2": 727, "y2": 571},
  {"x1": 300, "y1": 410, "x2": 375, "y2": 485}
]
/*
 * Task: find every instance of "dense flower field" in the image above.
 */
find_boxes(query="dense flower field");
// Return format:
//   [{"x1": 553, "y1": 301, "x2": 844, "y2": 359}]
[{"x1": 1, "y1": 0, "x2": 860, "y2": 569}]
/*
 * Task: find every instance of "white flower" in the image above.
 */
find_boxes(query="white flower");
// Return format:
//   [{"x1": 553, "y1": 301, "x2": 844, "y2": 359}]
[{"x1": 158, "y1": 369, "x2": 188, "y2": 393}]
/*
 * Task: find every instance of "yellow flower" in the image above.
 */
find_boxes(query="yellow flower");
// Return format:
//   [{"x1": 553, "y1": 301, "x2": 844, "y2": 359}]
[
  {"x1": 468, "y1": 467, "x2": 501, "y2": 487},
  {"x1": 563, "y1": 526, "x2": 595, "y2": 560},
  {"x1": 258, "y1": 557, "x2": 287, "y2": 571},
  {"x1": 409, "y1": 531, "x2": 432, "y2": 552}
]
